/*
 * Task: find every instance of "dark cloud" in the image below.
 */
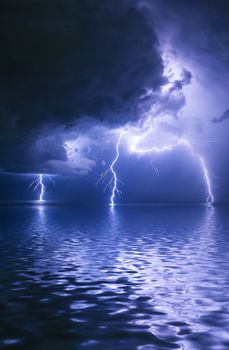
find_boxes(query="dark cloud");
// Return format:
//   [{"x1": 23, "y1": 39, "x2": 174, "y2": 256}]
[
  {"x1": 0, "y1": 0, "x2": 165, "y2": 128},
  {"x1": 0, "y1": 118, "x2": 101, "y2": 175},
  {"x1": 137, "y1": 68, "x2": 192, "y2": 120},
  {"x1": 0, "y1": 0, "x2": 168, "y2": 175},
  {"x1": 212, "y1": 110, "x2": 229, "y2": 123}
]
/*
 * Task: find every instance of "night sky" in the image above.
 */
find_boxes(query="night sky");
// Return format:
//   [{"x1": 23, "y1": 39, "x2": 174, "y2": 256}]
[{"x1": 0, "y1": 0, "x2": 229, "y2": 203}]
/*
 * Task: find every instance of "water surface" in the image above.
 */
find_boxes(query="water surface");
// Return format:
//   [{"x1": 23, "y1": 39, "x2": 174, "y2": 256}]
[{"x1": 0, "y1": 206, "x2": 229, "y2": 349}]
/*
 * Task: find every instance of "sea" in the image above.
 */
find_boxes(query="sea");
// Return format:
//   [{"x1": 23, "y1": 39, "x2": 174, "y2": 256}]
[{"x1": 0, "y1": 205, "x2": 228, "y2": 350}]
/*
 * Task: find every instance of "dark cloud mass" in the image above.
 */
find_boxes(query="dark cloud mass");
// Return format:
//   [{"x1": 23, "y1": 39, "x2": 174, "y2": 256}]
[
  {"x1": 0, "y1": 0, "x2": 168, "y2": 174},
  {"x1": 0, "y1": 0, "x2": 164, "y2": 127}
]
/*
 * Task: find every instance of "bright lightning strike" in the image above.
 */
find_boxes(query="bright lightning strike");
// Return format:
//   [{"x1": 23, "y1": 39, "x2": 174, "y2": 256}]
[
  {"x1": 29, "y1": 174, "x2": 45, "y2": 201},
  {"x1": 97, "y1": 132, "x2": 125, "y2": 207},
  {"x1": 28, "y1": 174, "x2": 56, "y2": 202},
  {"x1": 110, "y1": 132, "x2": 125, "y2": 207},
  {"x1": 131, "y1": 137, "x2": 214, "y2": 204},
  {"x1": 130, "y1": 139, "x2": 189, "y2": 154},
  {"x1": 103, "y1": 133, "x2": 214, "y2": 206},
  {"x1": 38, "y1": 175, "x2": 45, "y2": 201},
  {"x1": 197, "y1": 156, "x2": 214, "y2": 204}
]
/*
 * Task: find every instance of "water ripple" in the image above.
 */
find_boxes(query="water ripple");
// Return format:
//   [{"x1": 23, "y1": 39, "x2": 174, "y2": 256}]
[{"x1": 0, "y1": 206, "x2": 229, "y2": 349}]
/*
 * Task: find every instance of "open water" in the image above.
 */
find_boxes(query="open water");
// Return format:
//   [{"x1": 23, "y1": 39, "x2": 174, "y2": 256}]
[{"x1": 0, "y1": 205, "x2": 228, "y2": 349}]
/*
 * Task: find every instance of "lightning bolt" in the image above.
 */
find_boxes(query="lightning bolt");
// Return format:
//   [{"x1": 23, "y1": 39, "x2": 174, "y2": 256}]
[
  {"x1": 28, "y1": 174, "x2": 55, "y2": 202},
  {"x1": 28, "y1": 174, "x2": 45, "y2": 201},
  {"x1": 103, "y1": 134, "x2": 214, "y2": 206},
  {"x1": 132, "y1": 138, "x2": 214, "y2": 204},
  {"x1": 38, "y1": 175, "x2": 45, "y2": 201},
  {"x1": 195, "y1": 156, "x2": 214, "y2": 204},
  {"x1": 97, "y1": 132, "x2": 125, "y2": 207},
  {"x1": 130, "y1": 139, "x2": 188, "y2": 154},
  {"x1": 110, "y1": 132, "x2": 124, "y2": 207}
]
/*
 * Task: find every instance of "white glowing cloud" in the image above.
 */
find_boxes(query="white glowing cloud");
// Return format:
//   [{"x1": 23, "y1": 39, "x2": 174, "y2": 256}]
[{"x1": 63, "y1": 135, "x2": 96, "y2": 175}]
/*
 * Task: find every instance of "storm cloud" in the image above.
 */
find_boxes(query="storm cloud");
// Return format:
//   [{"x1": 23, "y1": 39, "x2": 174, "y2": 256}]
[
  {"x1": 1, "y1": 0, "x2": 229, "y2": 203},
  {"x1": 0, "y1": 0, "x2": 171, "y2": 174},
  {"x1": 0, "y1": 0, "x2": 165, "y2": 127},
  {"x1": 149, "y1": 0, "x2": 229, "y2": 82}
]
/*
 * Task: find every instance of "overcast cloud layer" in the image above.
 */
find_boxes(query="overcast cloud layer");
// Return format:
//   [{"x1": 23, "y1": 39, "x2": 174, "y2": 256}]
[{"x1": 0, "y1": 0, "x2": 229, "y2": 202}]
